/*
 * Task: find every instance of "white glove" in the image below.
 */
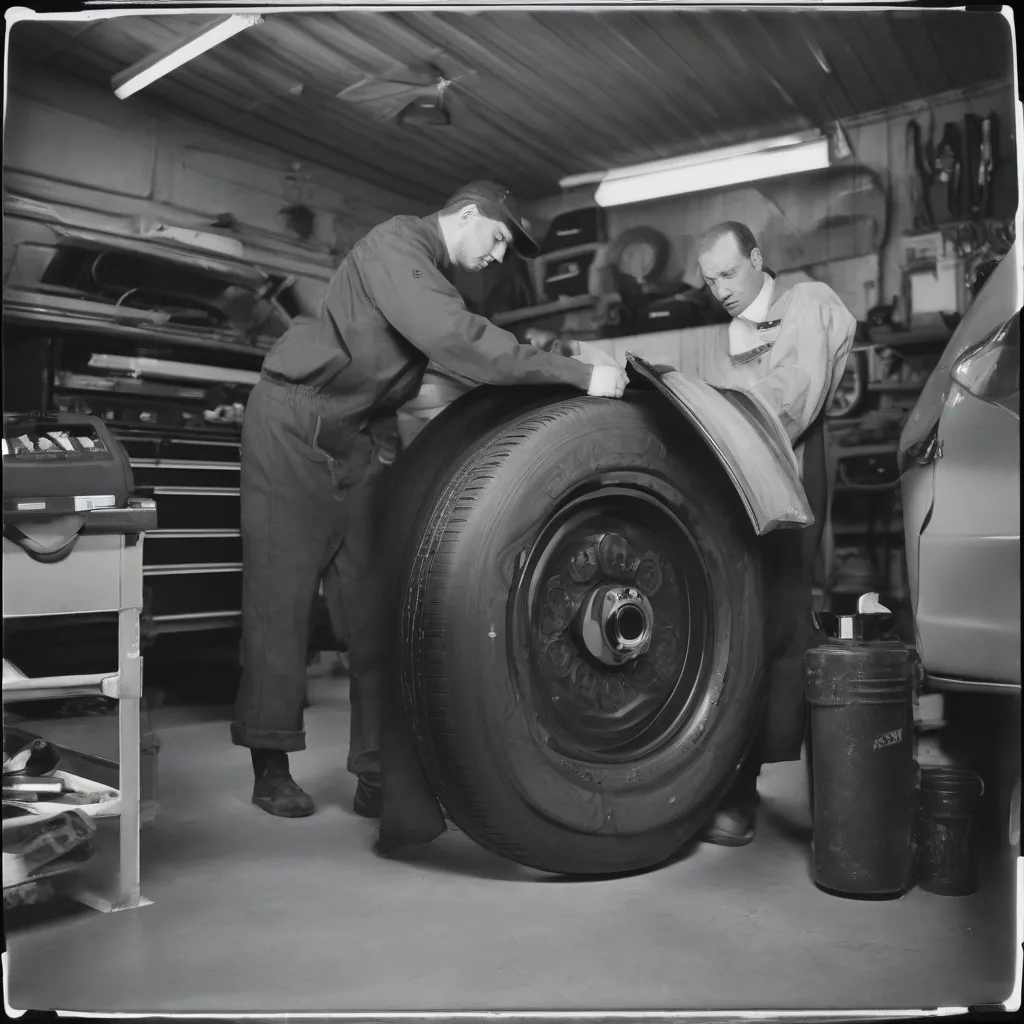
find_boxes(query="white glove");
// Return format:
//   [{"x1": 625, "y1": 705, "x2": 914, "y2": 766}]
[{"x1": 587, "y1": 364, "x2": 629, "y2": 399}]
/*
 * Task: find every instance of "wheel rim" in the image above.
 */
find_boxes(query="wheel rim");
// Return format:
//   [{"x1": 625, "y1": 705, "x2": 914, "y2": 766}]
[
  {"x1": 827, "y1": 358, "x2": 865, "y2": 418},
  {"x1": 512, "y1": 482, "x2": 713, "y2": 764}
]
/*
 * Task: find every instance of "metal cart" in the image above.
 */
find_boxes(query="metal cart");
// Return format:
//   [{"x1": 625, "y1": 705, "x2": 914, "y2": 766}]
[{"x1": 3, "y1": 499, "x2": 156, "y2": 912}]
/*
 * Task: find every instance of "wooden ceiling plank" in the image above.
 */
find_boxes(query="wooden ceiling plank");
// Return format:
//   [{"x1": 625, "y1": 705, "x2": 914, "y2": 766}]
[
  {"x1": 691, "y1": 13, "x2": 814, "y2": 126},
  {"x1": 724, "y1": 21, "x2": 811, "y2": 124},
  {"x1": 565, "y1": 16, "x2": 720, "y2": 152},
  {"x1": 914, "y1": 15, "x2": 957, "y2": 95},
  {"x1": 155, "y1": 13, "x2": 563, "y2": 197},
  {"x1": 673, "y1": 13, "x2": 791, "y2": 125},
  {"x1": 475, "y1": 10, "x2": 670, "y2": 155},
  {"x1": 808, "y1": 14, "x2": 888, "y2": 113},
  {"x1": 345, "y1": 11, "x2": 586, "y2": 178},
  {"x1": 240, "y1": 16, "x2": 516, "y2": 184},
  {"x1": 704, "y1": 14, "x2": 831, "y2": 131},
  {"x1": 144, "y1": 54, "x2": 451, "y2": 199},
  {"x1": 409, "y1": 9, "x2": 643, "y2": 160},
  {"x1": 858, "y1": 12, "x2": 925, "y2": 100},
  {"x1": 528, "y1": 11, "x2": 706, "y2": 155},
  {"x1": 608, "y1": 12, "x2": 741, "y2": 134},
  {"x1": 781, "y1": 13, "x2": 890, "y2": 120},
  {"x1": 400, "y1": 10, "x2": 626, "y2": 168},
  {"x1": 14, "y1": 40, "x2": 440, "y2": 202},
  {"x1": 341, "y1": 8, "x2": 591, "y2": 173},
  {"x1": 884, "y1": 12, "x2": 943, "y2": 99},
  {"x1": 195, "y1": 38, "x2": 498, "y2": 188},
  {"x1": 838, "y1": 16, "x2": 907, "y2": 105}
]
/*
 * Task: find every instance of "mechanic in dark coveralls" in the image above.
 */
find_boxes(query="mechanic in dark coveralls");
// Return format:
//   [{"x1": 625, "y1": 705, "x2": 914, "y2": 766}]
[{"x1": 231, "y1": 181, "x2": 629, "y2": 819}]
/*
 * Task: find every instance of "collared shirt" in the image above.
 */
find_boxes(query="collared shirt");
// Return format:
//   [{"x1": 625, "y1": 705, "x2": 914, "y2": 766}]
[
  {"x1": 728, "y1": 271, "x2": 777, "y2": 359},
  {"x1": 262, "y1": 213, "x2": 592, "y2": 426},
  {"x1": 680, "y1": 280, "x2": 856, "y2": 452},
  {"x1": 737, "y1": 271, "x2": 775, "y2": 325}
]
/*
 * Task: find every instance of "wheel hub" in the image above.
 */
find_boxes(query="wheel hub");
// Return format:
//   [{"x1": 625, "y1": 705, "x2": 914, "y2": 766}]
[
  {"x1": 577, "y1": 584, "x2": 654, "y2": 666},
  {"x1": 516, "y1": 486, "x2": 712, "y2": 762}
]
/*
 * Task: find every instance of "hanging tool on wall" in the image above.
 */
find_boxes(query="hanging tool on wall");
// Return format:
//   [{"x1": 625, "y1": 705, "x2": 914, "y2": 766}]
[
  {"x1": 906, "y1": 119, "x2": 935, "y2": 230},
  {"x1": 965, "y1": 112, "x2": 999, "y2": 221},
  {"x1": 932, "y1": 121, "x2": 967, "y2": 221}
]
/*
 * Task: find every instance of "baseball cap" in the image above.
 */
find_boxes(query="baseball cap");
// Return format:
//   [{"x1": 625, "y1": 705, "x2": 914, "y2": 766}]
[{"x1": 444, "y1": 180, "x2": 540, "y2": 259}]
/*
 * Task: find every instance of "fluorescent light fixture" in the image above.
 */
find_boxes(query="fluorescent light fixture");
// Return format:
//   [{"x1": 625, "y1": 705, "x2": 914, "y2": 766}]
[
  {"x1": 112, "y1": 14, "x2": 262, "y2": 100},
  {"x1": 558, "y1": 131, "x2": 831, "y2": 206}
]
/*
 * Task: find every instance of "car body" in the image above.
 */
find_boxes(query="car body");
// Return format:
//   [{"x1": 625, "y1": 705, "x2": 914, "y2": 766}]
[{"x1": 899, "y1": 240, "x2": 1021, "y2": 693}]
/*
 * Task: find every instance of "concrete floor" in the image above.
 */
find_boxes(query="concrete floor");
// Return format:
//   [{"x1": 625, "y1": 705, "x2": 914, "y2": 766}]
[{"x1": 5, "y1": 661, "x2": 1019, "y2": 1015}]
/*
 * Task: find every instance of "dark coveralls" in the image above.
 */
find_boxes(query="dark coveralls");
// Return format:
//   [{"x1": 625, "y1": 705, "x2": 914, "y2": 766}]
[{"x1": 230, "y1": 214, "x2": 591, "y2": 777}]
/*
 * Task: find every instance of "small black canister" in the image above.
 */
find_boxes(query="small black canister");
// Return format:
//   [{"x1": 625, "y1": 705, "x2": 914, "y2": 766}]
[
  {"x1": 806, "y1": 602, "x2": 918, "y2": 897},
  {"x1": 917, "y1": 766, "x2": 986, "y2": 896}
]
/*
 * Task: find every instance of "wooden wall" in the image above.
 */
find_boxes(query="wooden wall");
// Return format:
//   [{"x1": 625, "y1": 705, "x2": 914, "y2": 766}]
[
  {"x1": 2, "y1": 67, "x2": 429, "y2": 315},
  {"x1": 524, "y1": 80, "x2": 1017, "y2": 321}
]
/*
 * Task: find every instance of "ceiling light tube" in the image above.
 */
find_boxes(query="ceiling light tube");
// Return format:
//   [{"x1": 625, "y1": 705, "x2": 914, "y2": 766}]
[
  {"x1": 112, "y1": 14, "x2": 262, "y2": 100},
  {"x1": 594, "y1": 137, "x2": 830, "y2": 207}
]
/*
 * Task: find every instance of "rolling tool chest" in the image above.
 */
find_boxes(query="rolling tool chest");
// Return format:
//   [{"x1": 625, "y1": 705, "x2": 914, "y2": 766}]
[{"x1": 3, "y1": 412, "x2": 157, "y2": 911}]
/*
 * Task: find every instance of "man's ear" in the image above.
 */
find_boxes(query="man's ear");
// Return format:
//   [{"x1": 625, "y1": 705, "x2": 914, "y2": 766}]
[
  {"x1": 750, "y1": 246, "x2": 763, "y2": 271},
  {"x1": 460, "y1": 203, "x2": 479, "y2": 222}
]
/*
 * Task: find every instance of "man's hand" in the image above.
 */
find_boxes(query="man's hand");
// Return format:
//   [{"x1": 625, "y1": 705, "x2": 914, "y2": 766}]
[{"x1": 587, "y1": 364, "x2": 629, "y2": 399}]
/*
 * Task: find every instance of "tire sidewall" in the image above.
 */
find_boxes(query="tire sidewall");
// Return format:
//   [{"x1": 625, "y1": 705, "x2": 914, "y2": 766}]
[{"x1": 416, "y1": 398, "x2": 765, "y2": 838}]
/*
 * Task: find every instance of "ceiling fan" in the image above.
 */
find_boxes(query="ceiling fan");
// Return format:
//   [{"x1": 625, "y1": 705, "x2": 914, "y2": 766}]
[{"x1": 336, "y1": 51, "x2": 477, "y2": 127}]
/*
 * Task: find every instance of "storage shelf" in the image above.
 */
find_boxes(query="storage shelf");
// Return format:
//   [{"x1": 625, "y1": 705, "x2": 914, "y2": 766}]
[
  {"x1": 492, "y1": 294, "x2": 595, "y2": 327},
  {"x1": 537, "y1": 242, "x2": 603, "y2": 262},
  {"x1": 868, "y1": 382, "x2": 927, "y2": 393},
  {"x1": 865, "y1": 324, "x2": 952, "y2": 349},
  {"x1": 832, "y1": 524, "x2": 905, "y2": 536}
]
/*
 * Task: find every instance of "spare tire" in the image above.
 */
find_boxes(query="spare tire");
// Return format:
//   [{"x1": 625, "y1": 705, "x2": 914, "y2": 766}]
[
  {"x1": 387, "y1": 392, "x2": 766, "y2": 875},
  {"x1": 606, "y1": 226, "x2": 671, "y2": 284}
]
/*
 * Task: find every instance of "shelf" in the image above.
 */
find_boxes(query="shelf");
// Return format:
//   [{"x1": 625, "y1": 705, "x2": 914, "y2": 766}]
[
  {"x1": 492, "y1": 294, "x2": 596, "y2": 327},
  {"x1": 833, "y1": 442, "x2": 900, "y2": 458},
  {"x1": 537, "y1": 242, "x2": 603, "y2": 262},
  {"x1": 3, "y1": 518, "x2": 150, "y2": 912},
  {"x1": 864, "y1": 324, "x2": 952, "y2": 349},
  {"x1": 832, "y1": 524, "x2": 905, "y2": 536},
  {"x1": 867, "y1": 382, "x2": 926, "y2": 393}
]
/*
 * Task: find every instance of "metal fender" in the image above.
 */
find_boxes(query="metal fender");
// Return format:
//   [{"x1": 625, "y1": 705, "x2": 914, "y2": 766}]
[{"x1": 627, "y1": 354, "x2": 812, "y2": 536}]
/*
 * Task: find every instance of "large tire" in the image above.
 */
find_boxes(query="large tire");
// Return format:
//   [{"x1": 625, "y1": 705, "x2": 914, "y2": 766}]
[{"x1": 386, "y1": 392, "x2": 767, "y2": 874}]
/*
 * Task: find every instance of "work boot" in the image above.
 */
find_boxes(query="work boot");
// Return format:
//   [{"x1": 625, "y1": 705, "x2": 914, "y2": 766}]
[
  {"x1": 250, "y1": 749, "x2": 315, "y2": 818},
  {"x1": 353, "y1": 773, "x2": 382, "y2": 818},
  {"x1": 703, "y1": 763, "x2": 761, "y2": 847}
]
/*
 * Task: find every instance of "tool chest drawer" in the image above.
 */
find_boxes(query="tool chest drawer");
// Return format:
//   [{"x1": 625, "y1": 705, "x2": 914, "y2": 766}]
[
  {"x1": 130, "y1": 461, "x2": 240, "y2": 490},
  {"x1": 3, "y1": 533, "x2": 127, "y2": 617},
  {"x1": 144, "y1": 567, "x2": 242, "y2": 618},
  {"x1": 143, "y1": 531, "x2": 242, "y2": 566},
  {"x1": 144, "y1": 489, "x2": 239, "y2": 531}
]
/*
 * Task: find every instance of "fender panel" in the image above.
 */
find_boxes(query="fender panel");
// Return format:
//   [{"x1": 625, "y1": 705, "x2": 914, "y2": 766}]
[{"x1": 627, "y1": 355, "x2": 812, "y2": 536}]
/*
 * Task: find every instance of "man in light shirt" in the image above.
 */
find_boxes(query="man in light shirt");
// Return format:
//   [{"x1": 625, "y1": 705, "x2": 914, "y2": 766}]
[{"x1": 696, "y1": 220, "x2": 856, "y2": 845}]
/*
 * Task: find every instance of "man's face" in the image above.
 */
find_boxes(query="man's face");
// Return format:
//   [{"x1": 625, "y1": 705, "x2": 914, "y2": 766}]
[
  {"x1": 698, "y1": 234, "x2": 764, "y2": 317},
  {"x1": 453, "y1": 205, "x2": 512, "y2": 273}
]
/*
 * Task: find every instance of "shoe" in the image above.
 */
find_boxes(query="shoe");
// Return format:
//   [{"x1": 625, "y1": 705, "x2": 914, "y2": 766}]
[
  {"x1": 249, "y1": 748, "x2": 315, "y2": 818},
  {"x1": 252, "y1": 773, "x2": 316, "y2": 817},
  {"x1": 703, "y1": 800, "x2": 759, "y2": 846},
  {"x1": 703, "y1": 769, "x2": 760, "y2": 847},
  {"x1": 353, "y1": 774, "x2": 382, "y2": 818}
]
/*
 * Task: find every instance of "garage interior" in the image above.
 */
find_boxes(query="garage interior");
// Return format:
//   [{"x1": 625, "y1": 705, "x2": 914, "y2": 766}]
[{"x1": 2, "y1": 3, "x2": 1020, "y2": 1017}]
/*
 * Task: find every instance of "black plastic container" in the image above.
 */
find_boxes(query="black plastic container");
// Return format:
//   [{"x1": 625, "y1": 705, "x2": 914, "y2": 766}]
[
  {"x1": 541, "y1": 207, "x2": 606, "y2": 253},
  {"x1": 806, "y1": 610, "x2": 918, "y2": 897},
  {"x1": 917, "y1": 766, "x2": 985, "y2": 896}
]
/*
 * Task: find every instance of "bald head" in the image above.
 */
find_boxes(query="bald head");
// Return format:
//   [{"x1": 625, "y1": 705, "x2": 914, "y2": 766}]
[
  {"x1": 697, "y1": 221, "x2": 765, "y2": 317},
  {"x1": 698, "y1": 221, "x2": 759, "y2": 259}
]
